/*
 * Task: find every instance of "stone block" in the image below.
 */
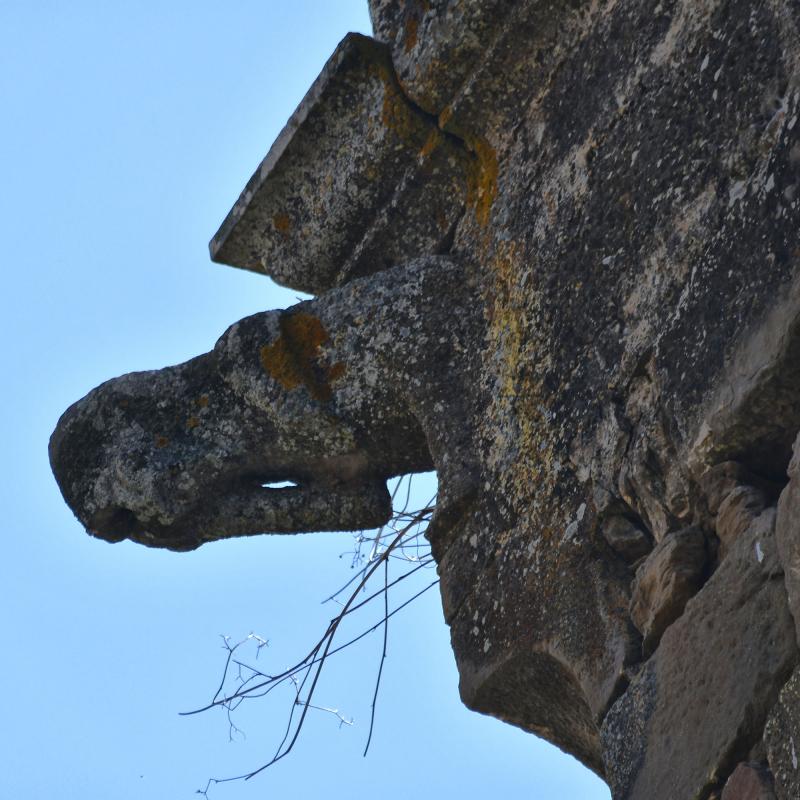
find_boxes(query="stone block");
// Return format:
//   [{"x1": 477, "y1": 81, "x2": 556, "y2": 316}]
[
  {"x1": 210, "y1": 33, "x2": 468, "y2": 294},
  {"x1": 700, "y1": 461, "x2": 759, "y2": 515},
  {"x1": 629, "y1": 526, "x2": 706, "y2": 655},
  {"x1": 602, "y1": 515, "x2": 653, "y2": 563},
  {"x1": 602, "y1": 515, "x2": 796, "y2": 800}
]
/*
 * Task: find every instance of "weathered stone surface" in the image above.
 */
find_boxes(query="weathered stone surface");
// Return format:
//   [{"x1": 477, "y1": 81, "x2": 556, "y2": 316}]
[
  {"x1": 602, "y1": 516, "x2": 653, "y2": 563},
  {"x1": 721, "y1": 763, "x2": 776, "y2": 800},
  {"x1": 51, "y1": 0, "x2": 800, "y2": 795},
  {"x1": 765, "y1": 667, "x2": 800, "y2": 800},
  {"x1": 210, "y1": 33, "x2": 468, "y2": 294},
  {"x1": 602, "y1": 513, "x2": 796, "y2": 800},
  {"x1": 629, "y1": 526, "x2": 707, "y2": 655},
  {"x1": 700, "y1": 464, "x2": 781, "y2": 557},
  {"x1": 777, "y1": 433, "x2": 800, "y2": 644},
  {"x1": 368, "y1": 0, "x2": 514, "y2": 115},
  {"x1": 440, "y1": 497, "x2": 637, "y2": 775}
]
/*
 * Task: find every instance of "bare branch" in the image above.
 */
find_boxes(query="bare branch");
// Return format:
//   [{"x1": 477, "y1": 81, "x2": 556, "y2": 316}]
[
  {"x1": 189, "y1": 487, "x2": 437, "y2": 793},
  {"x1": 363, "y1": 556, "x2": 389, "y2": 756}
]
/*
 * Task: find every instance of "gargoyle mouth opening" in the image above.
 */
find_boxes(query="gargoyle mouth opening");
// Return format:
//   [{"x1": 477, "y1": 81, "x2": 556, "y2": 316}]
[{"x1": 82, "y1": 476, "x2": 393, "y2": 551}]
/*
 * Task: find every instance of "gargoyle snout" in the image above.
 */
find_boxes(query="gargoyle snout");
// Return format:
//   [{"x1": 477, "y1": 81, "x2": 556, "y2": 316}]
[
  {"x1": 51, "y1": 348, "x2": 394, "y2": 551},
  {"x1": 49, "y1": 356, "x2": 225, "y2": 549}
]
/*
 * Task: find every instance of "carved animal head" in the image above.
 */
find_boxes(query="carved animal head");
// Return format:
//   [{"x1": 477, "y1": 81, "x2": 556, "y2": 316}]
[{"x1": 49, "y1": 306, "x2": 406, "y2": 551}]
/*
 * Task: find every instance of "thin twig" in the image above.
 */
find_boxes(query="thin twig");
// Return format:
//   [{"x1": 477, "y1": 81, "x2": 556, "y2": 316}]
[
  {"x1": 363, "y1": 555, "x2": 389, "y2": 756},
  {"x1": 191, "y1": 496, "x2": 437, "y2": 793}
]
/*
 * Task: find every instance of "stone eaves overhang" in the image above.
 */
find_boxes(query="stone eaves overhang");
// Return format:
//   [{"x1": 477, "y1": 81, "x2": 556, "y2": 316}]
[{"x1": 209, "y1": 32, "x2": 469, "y2": 295}]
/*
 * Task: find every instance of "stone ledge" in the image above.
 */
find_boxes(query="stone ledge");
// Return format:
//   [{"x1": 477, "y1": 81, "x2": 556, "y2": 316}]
[{"x1": 210, "y1": 32, "x2": 468, "y2": 294}]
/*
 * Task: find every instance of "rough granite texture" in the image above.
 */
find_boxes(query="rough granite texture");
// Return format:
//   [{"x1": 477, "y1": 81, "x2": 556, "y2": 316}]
[
  {"x1": 765, "y1": 667, "x2": 800, "y2": 800},
  {"x1": 51, "y1": 0, "x2": 800, "y2": 797}
]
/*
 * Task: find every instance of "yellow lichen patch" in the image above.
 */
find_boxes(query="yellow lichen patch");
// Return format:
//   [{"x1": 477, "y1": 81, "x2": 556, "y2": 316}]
[
  {"x1": 465, "y1": 137, "x2": 498, "y2": 227},
  {"x1": 186, "y1": 416, "x2": 200, "y2": 430},
  {"x1": 272, "y1": 213, "x2": 291, "y2": 236},
  {"x1": 260, "y1": 312, "x2": 343, "y2": 402},
  {"x1": 482, "y1": 239, "x2": 568, "y2": 544},
  {"x1": 155, "y1": 436, "x2": 169, "y2": 449}
]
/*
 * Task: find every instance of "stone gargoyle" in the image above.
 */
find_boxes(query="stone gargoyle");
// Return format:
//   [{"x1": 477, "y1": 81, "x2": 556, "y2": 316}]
[
  {"x1": 51, "y1": 1, "x2": 800, "y2": 797},
  {"x1": 50, "y1": 257, "x2": 483, "y2": 553}
]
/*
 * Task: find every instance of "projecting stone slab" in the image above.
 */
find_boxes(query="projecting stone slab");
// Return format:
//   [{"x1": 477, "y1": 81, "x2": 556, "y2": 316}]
[
  {"x1": 210, "y1": 33, "x2": 468, "y2": 295},
  {"x1": 602, "y1": 511, "x2": 797, "y2": 800}
]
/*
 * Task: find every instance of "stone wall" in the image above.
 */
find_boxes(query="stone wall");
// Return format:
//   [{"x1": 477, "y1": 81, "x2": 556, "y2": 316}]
[{"x1": 51, "y1": 1, "x2": 800, "y2": 797}]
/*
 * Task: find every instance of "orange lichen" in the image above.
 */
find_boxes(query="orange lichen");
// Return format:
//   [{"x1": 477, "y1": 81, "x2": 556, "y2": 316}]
[
  {"x1": 186, "y1": 416, "x2": 200, "y2": 430},
  {"x1": 355, "y1": 34, "x2": 438, "y2": 152},
  {"x1": 419, "y1": 129, "x2": 442, "y2": 159},
  {"x1": 259, "y1": 312, "x2": 344, "y2": 402},
  {"x1": 438, "y1": 104, "x2": 454, "y2": 130},
  {"x1": 465, "y1": 137, "x2": 498, "y2": 227},
  {"x1": 196, "y1": 395, "x2": 209, "y2": 408},
  {"x1": 273, "y1": 213, "x2": 291, "y2": 236},
  {"x1": 361, "y1": 46, "x2": 427, "y2": 149},
  {"x1": 380, "y1": 75, "x2": 422, "y2": 145},
  {"x1": 403, "y1": 16, "x2": 419, "y2": 53},
  {"x1": 328, "y1": 361, "x2": 347, "y2": 383},
  {"x1": 155, "y1": 436, "x2": 169, "y2": 449},
  {"x1": 438, "y1": 106, "x2": 498, "y2": 228}
]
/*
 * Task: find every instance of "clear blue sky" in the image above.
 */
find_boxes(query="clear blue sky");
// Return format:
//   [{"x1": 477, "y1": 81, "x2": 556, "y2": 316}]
[{"x1": 1, "y1": 3, "x2": 610, "y2": 798}]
